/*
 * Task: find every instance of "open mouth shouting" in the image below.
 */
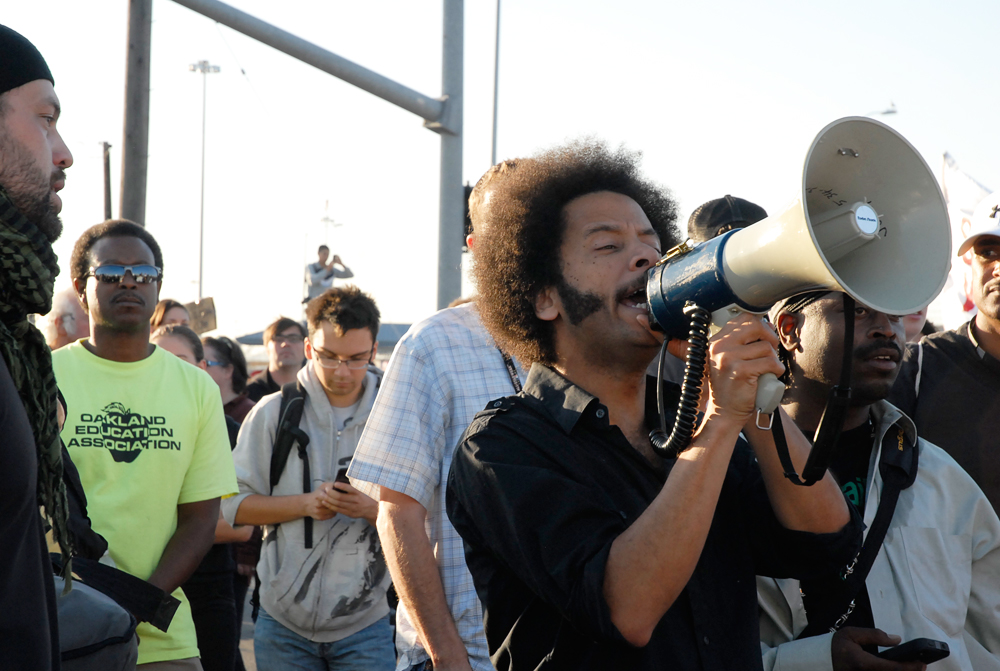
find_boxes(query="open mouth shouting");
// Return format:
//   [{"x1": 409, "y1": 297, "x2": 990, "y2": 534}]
[{"x1": 619, "y1": 284, "x2": 648, "y2": 311}]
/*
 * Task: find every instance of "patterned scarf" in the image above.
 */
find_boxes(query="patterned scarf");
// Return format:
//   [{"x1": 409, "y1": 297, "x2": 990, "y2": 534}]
[{"x1": 0, "y1": 186, "x2": 73, "y2": 582}]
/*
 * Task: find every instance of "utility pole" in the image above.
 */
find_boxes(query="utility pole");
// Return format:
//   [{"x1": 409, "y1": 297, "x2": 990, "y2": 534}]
[
  {"x1": 491, "y1": 0, "x2": 501, "y2": 166},
  {"x1": 430, "y1": 0, "x2": 464, "y2": 308},
  {"x1": 120, "y1": 0, "x2": 152, "y2": 225},
  {"x1": 190, "y1": 60, "x2": 220, "y2": 302},
  {"x1": 101, "y1": 142, "x2": 113, "y2": 220},
  {"x1": 132, "y1": 0, "x2": 465, "y2": 306}
]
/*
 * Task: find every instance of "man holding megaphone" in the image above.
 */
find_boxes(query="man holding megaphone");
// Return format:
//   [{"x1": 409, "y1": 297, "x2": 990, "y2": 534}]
[{"x1": 445, "y1": 139, "x2": 862, "y2": 671}]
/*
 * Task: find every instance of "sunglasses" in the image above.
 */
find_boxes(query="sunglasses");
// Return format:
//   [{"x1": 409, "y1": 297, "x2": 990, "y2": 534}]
[{"x1": 86, "y1": 264, "x2": 162, "y2": 284}]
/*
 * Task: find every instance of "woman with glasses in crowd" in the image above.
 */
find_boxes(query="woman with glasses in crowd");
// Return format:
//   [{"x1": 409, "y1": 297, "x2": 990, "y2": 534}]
[{"x1": 202, "y1": 336, "x2": 255, "y2": 423}]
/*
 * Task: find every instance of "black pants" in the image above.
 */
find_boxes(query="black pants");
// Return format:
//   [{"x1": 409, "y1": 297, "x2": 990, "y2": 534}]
[
  {"x1": 183, "y1": 571, "x2": 237, "y2": 671},
  {"x1": 232, "y1": 572, "x2": 250, "y2": 671}
]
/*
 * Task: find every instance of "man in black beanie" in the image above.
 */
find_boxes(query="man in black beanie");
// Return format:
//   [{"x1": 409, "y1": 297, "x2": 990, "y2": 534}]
[{"x1": 0, "y1": 23, "x2": 74, "y2": 670}]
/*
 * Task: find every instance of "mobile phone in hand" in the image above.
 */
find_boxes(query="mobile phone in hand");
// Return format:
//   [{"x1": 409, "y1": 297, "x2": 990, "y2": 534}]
[
  {"x1": 335, "y1": 467, "x2": 349, "y2": 484},
  {"x1": 877, "y1": 638, "x2": 949, "y2": 664}
]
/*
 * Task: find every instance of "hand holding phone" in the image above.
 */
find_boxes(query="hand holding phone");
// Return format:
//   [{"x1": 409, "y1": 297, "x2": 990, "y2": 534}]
[{"x1": 877, "y1": 638, "x2": 949, "y2": 664}]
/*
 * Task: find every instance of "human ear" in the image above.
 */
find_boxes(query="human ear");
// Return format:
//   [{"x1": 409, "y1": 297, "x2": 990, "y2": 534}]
[
  {"x1": 73, "y1": 277, "x2": 89, "y2": 312},
  {"x1": 534, "y1": 287, "x2": 559, "y2": 322},
  {"x1": 775, "y1": 313, "x2": 802, "y2": 351},
  {"x1": 304, "y1": 337, "x2": 314, "y2": 360}
]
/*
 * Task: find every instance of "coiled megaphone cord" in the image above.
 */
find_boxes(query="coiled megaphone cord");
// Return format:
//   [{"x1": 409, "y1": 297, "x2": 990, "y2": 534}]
[{"x1": 650, "y1": 303, "x2": 710, "y2": 457}]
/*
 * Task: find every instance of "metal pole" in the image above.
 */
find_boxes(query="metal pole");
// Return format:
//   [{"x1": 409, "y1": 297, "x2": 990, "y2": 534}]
[
  {"x1": 491, "y1": 0, "x2": 500, "y2": 166},
  {"x1": 101, "y1": 142, "x2": 113, "y2": 220},
  {"x1": 190, "y1": 60, "x2": 219, "y2": 302},
  {"x1": 120, "y1": 0, "x2": 152, "y2": 225},
  {"x1": 198, "y1": 67, "x2": 207, "y2": 301},
  {"x1": 170, "y1": 0, "x2": 447, "y2": 126},
  {"x1": 437, "y1": 0, "x2": 464, "y2": 308}
]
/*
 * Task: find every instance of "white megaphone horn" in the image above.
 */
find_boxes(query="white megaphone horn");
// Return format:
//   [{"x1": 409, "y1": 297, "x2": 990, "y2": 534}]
[{"x1": 646, "y1": 116, "x2": 951, "y2": 422}]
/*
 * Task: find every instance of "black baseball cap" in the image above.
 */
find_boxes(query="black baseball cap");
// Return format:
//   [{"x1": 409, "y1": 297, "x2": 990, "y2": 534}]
[{"x1": 687, "y1": 195, "x2": 767, "y2": 243}]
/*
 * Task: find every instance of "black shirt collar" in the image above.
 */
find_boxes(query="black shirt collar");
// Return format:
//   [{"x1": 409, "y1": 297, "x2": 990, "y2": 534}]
[
  {"x1": 522, "y1": 362, "x2": 672, "y2": 436},
  {"x1": 522, "y1": 363, "x2": 601, "y2": 434}
]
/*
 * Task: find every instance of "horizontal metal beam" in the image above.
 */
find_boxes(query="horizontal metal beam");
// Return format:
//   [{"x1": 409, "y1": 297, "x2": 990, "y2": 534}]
[{"x1": 171, "y1": 0, "x2": 446, "y2": 124}]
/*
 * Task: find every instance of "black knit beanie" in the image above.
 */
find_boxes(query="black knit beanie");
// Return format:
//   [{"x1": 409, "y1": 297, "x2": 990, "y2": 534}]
[{"x1": 0, "y1": 25, "x2": 53, "y2": 97}]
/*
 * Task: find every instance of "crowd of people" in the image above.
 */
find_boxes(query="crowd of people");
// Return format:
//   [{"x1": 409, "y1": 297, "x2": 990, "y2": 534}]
[{"x1": 4, "y1": 21, "x2": 1000, "y2": 671}]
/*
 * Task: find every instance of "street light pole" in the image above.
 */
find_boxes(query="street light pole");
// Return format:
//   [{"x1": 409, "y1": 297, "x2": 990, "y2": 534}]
[
  {"x1": 189, "y1": 59, "x2": 220, "y2": 301},
  {"x1": 491, "y1": 0, "x2": 501, "y2": 166}
]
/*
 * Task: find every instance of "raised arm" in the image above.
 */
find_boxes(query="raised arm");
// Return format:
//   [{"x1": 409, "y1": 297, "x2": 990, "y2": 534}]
[{"x1": 743, "y1": 410, "x2": 850, "y2": 533}]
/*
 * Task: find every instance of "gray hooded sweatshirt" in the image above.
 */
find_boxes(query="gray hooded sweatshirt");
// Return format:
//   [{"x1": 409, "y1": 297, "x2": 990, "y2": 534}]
[{"x1": 221, "y1": 362, "x2": 390, "y2": 642}]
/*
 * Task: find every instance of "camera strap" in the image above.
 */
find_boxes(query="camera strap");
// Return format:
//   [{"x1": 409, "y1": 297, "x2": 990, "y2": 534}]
[{"x1": 797, "y1": 423, "x2": 917, "y2": 638}]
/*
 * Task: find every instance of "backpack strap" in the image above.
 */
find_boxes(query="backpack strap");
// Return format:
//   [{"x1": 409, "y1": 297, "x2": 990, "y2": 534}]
[
  {"x1": 270, "y1": 382, "x2": 309, "y2": 490},
  {"x1": 252, "y1": 380, "x2": 310, "y2": 622}
]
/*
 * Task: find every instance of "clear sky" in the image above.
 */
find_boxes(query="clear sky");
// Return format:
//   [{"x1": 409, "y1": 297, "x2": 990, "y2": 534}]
[{"x1": 5, "y1": 0, "x2": 999, "y2": 336}]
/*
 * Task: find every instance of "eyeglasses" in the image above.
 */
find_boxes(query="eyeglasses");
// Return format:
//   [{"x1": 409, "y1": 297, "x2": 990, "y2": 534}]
[
  {"x1": 315, "y1": 348, "x2": 373, "y2": 370},
  {"x1": 86, "y1": 264, "x2": 162, "y2": 284},
  {"x1": 205, "y1": 360, "x2": 227, "y2": 368},
  {"x1": 271, "y1": 334, "x2": 304, "y2": 345}
]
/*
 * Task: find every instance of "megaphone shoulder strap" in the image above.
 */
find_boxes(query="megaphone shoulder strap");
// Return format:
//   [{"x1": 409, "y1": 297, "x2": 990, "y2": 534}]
[{"x1": 773, "y1": 294, "x2": 856, "y2": 486}]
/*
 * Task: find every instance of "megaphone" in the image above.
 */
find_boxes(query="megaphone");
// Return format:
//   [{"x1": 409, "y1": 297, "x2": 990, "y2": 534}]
[{"x1": 645, "y1": 117, "x2": 951, "y2": 462}]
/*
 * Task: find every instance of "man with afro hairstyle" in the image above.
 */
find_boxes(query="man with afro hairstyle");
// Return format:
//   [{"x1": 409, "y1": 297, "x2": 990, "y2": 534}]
[{"x1": 446, "y1": 138, "x2": 861, "y2": 671}]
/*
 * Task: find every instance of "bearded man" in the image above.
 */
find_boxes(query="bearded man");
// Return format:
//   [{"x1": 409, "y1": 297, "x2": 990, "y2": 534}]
[{"x1": 0, "y1": 23, "x2": 75, "y2": 670}]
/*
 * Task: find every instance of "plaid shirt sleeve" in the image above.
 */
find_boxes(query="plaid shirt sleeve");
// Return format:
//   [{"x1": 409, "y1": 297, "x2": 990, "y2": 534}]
[{"x1": 349, "y1": 335, "x2": 448, "y2": 509}]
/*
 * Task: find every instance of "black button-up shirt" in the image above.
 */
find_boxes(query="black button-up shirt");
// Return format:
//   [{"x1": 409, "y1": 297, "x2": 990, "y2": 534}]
[{"x1": 447, "y1": 364, "x2": 861, "y2": 671}]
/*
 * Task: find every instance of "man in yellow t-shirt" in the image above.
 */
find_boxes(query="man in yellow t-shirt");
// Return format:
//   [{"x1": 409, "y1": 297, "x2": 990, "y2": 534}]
[{"x1": 52, "y1": 220, "x2": 237, "y2": 669}]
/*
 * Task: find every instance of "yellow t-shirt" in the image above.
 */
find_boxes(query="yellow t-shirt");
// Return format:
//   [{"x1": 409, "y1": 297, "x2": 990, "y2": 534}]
[{"x1": 52, "y1": 342, "x2": 238, "y2": 664}]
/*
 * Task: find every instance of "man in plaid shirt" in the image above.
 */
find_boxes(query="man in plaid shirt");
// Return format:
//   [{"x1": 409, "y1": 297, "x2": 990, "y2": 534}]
[{"x1": 349, "y1": 160, "x2": 524, "y2": 671}]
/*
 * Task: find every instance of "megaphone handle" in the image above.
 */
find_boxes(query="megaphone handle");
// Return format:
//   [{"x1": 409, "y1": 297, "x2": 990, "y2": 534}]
[
  {"x1": 756, "y1": 373, "x2": 785, "y2": 416},
  {"x1": 708, "y1": 306, "x2": 786, "y2": 420}
]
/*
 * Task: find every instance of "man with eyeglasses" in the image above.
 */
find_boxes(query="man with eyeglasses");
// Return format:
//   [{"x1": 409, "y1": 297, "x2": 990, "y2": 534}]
[
  {"x1": 222, "y1": 285, "x2": 395, "y2": 671},
  {"x1": 52, "y1": 219, "x2": 238, "y2": 669},
  {"x1": 245, "y1": 317, "x2": 307, "y2": 402}
]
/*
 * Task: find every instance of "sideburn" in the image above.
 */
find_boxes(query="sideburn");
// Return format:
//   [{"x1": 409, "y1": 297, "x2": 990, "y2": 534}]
[{"x1": 555, "y1": 277, "x2": 603, "y2": 326}]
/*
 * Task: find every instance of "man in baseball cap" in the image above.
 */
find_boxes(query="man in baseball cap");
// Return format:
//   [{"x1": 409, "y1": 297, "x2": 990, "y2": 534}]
[
  {"x1": 0, "y1": 23, "x2": 75, "y2": 670},
  {"x1": 686, "y1": 194, "x2": 767, "y2": 243},
  {"x1": 890, "y1": 189, "x2": 1000, "y2": 516},
  {"x1": 651, "y1": 195, "x2": 769, "y2": 384}
]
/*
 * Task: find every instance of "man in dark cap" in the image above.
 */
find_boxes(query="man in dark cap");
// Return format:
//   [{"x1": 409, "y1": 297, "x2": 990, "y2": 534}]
[
  {"x1": 0, "y1": 23, "x2": 75, "y2": 670},
  {"x1": 651, "y1": 195, "x2": 769, "y2": 383},
  {"x1": 686, "y1": 194, "x2": 768, "y2": 243}
]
